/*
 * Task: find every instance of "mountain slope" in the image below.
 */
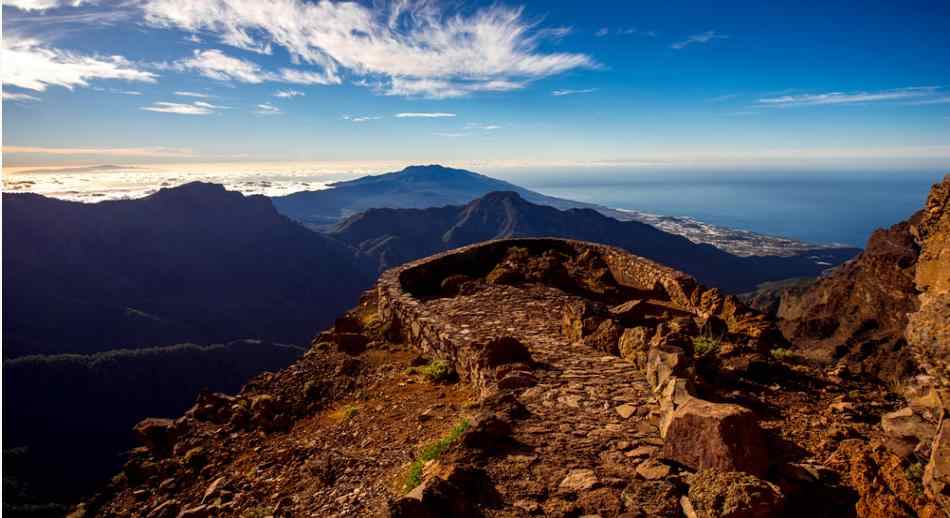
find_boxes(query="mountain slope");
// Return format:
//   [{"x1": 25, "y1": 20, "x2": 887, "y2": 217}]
[
  {"x1": 3, "y1": 340, "x2": 303, "y2": 512},
  {"x1": 332, "y1": 191, "x2": 859, "y2": 293},
  {"x1": 2, "y1": 182, "x2": 373, "y2": 357}
]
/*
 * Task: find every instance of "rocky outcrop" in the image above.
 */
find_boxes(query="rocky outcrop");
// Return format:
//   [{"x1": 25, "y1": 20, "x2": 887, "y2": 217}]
[
  {"x1": 682, "y1": 469, "x2": 784, "y2": 518},
  {"x1": 780, "y1": 176, "x2": 950, "y2": 512},
  {"x1": 779, "y1": 175, "x2": 949, "y2": 388}
]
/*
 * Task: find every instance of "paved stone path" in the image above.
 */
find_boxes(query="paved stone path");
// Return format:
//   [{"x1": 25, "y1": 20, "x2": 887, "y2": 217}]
[{"x1": 418, "y1": 283, "x2": 664, "y2": 515}]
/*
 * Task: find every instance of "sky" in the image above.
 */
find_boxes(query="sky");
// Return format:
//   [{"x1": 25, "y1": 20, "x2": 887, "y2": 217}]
[{"x1": 3, "y1": 0, "x2": 950, "y2": 173}]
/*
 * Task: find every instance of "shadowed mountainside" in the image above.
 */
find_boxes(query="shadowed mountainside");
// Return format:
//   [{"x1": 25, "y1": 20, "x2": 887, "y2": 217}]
[
  {"x1": 3, "y1": 340, "x2": 303, "y2": 515},
  {"x1": 2, "y1": 182, "x2": 373, "y2": 358},
  {"x1": 331, "y1": 191, "x2": 859, "y2": 293}
]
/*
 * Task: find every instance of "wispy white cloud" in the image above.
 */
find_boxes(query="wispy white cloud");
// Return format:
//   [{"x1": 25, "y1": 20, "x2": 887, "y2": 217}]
[
  {"x1": 254, "y1": 103, "x2": 282, "y2": 115},
  {"x1": 174, "y1": 90, "x2": 211, "y2": 98},
  {"x1": 552, "y1": 88, "x2": 598, "y2": 96},
  {"x1": 2, "y1": 145, "x2": 195, "y2": 157},
  {"x1": 384, "y1": 77, "x2": 526, "y2": 99},
  {"x1": 2, "y1": 36, "x2": 157, "y2": 92},
  {"x1": 394, "y1": 112, "x2": 456, "y2": 118},
  {"x1": 3, "y1": 90, "x2": 42, "y2": 102},
  {"x1": 169, "y1": 49, "x2": 339, "y2": 85},
  {"x1": 671, "y1": 30, "x2": 727, "y2": 49},
  {"x1": 434, "y1": 132, "x2": 469, "y2": 138},
  {"x1": 143, "y1": 0, "x2": 595, "y2": 99},
  {"x1": 757, "y1": 87, "x2": 937, "y2": 107},
  {"x1": 274, "y1": 89, "x2": 304, "y2": 98},
  {"x1": 141, "y1": 101, "x2": 217, "y2": 115},
  {"x1": 595, "y1": 27, "x2": 609, "y2": 37},
  {"x1": 464, "y1": 122, "x2": 501, "y2": 131},
  {"x1": 193, "y1": 100, "x2": 229, "y2": 109},
  {"x1": 342, "y1": 115, "x2": 381, "y2": 123},
  {"x1": 4, "y1": 0, "x2": 84, "y2": 11}
]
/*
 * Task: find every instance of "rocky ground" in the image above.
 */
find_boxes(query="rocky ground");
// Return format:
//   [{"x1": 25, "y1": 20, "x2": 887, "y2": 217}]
[{"x1": 77, "y1": 215, "x2": 949, "y2": 516}]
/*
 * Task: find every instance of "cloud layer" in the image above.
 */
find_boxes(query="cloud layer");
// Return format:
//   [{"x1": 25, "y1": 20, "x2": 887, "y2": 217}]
[{"x1": 142, "y1": 0, "x2": 594, "y2": 98}]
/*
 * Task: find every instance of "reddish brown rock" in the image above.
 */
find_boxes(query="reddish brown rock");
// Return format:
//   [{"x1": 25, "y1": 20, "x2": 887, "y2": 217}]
[
  {"x1": 562, "y1": 300, "x2": 607, "y2": 343},
  {"x1": 661, "y1": 398, "x2": 769, "y2": 477},
  {"x1": 133, "y1": 418, "x2": 177, "y2": 458},
  {"x1": 584, "y1": 319, "x2": 623, "y2": 355},
  {"x1": 682, "y1": 469, "x2": 784, "y2": 518},
  {"x1": 836, "y1": 439, "x2": 931, "y2": 518},
  {"x1": 620, "y1": 480, "x2": 682, "y2": 517}
]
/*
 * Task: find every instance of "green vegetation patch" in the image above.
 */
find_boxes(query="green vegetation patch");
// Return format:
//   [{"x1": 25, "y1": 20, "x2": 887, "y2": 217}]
[
  {"x1": 405, "y1": 359, "x2": 456, "y2": 383},
  {"x1": 402, "y1": 419, "x2": 471, "y2": 493},
  {"x1": 692, "y1": 335, "x2": 721, "y2": 357}
]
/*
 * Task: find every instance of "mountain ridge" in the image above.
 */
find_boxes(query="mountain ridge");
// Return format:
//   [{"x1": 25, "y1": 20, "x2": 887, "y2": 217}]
[{"x1": 331, "y1": 190, "x2": 860, "y2": 293}]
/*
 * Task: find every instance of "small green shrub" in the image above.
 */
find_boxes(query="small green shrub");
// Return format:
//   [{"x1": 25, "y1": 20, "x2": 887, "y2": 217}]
[
  {"x1": 343, "y1": 404, "x2": 359, "y2": 420},
  {"x1": 402, "y1": 419, "x2": 471, "y2": 493},
  {"x1": 771, "y1": 348, "x2": 793, "y2": 361},
  {"x1": 405, "y1": 359, "x2": 456, "y2": 383},
  {"x1": 692, "y1": 336, "x2": 720, "y2": 357}
]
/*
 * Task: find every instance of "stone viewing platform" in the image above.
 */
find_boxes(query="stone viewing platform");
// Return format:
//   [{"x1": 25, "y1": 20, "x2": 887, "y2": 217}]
[{"x1": 377, "y1": 238, "x2": 788, "y2": 515}]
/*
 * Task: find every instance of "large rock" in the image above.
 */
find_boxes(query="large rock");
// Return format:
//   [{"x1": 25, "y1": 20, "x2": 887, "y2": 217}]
[
  {"x1": 682, "y1": 469, "x2": 784, "y2": 518},
  {"x1": 387, "y1": 464, "x2": 493, "y2": 518},
  {"x1": 836, "y1": 439, "x2": 933, "y2": 518},
  {"x1": 133, "y1": 418, "x2": 177, "y2": 458},
  {"x1": 661, "y1": 398, "x2": 769, "y2": 477},
  {"x1": 925, "y1": 421, "x2": 950, "y2": 512},
  {"x1": 584, "y1": 319, "x2": 623, "y2": 355},
  {"x1": 881, "y1": 406, "x2": 938, "y2": 458},
  {"x1": 619, "y1": 326, "x2": 654, "y2": 367},
  {"x1": 562, "y1": 300, "x2": 607, "y2": 343},
  {"x1": 646, "y1": 346, "x2": 690, "y2": 392}
]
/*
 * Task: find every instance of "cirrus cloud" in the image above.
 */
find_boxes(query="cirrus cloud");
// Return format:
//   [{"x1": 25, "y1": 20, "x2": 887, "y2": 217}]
[
  {"x1": 757, "y1": 86, "x2": 938, "y2": 107},
  {"x1": 2, "y1": 36, "x2": 157, "y2": 92},
  {"x1": 142, "y1": 0, "x2": 595, "y2": 99}
]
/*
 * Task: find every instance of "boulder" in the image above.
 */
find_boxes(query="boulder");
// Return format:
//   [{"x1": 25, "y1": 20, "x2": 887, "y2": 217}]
[
  {"x1": 387, "y1": 465, "x2": 492, "y2": 518},
  {"x1": 619, "y1": 326, "x2": 653, "y2": 367},
  {"x1": 461, "y1": 415, "x2": 512, "y2": 450},
  {"x1": 682, "y1": 469, "x2": 784, "y2": 518},
  {"x1": 133, "y1": 418, "x2": 177, "y2": 457},
  {"x1": 881, "y1": 406, "x2": 938, "y2": 458},
  {"x1": 562, "y1": 300, "x2": 608, "y2": 343},
  {"x1": 497, "y1": 370, "x2": 538, "y2": 390},
  {"x1": 661, "y1": 398, "x2": 769, "y2": 477},
  {"x1": 646, "y1": 346, "x2": 690, "y2": 392},
  {"x1": 584, "y1": 319, "x2": 623, "y2": 355},
  {"x1": 333, "y1": 332, "x2": 369, "y2": 355}
]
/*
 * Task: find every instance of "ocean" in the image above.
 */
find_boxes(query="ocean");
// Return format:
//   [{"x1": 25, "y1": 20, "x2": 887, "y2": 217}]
[{"x1": 520, "y1": 173, "x2": 944, "y2": 247}]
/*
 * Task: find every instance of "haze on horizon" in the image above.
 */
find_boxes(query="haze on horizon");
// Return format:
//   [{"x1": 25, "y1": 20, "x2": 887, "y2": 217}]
[{"x1": 2, "y1": 0, "x2": 950, "y2": 173}]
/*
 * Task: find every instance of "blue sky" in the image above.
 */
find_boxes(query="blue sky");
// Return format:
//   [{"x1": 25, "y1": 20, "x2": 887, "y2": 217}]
[{"x1": 3, "y1": 0, "x2": 950, "y2": 171}]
